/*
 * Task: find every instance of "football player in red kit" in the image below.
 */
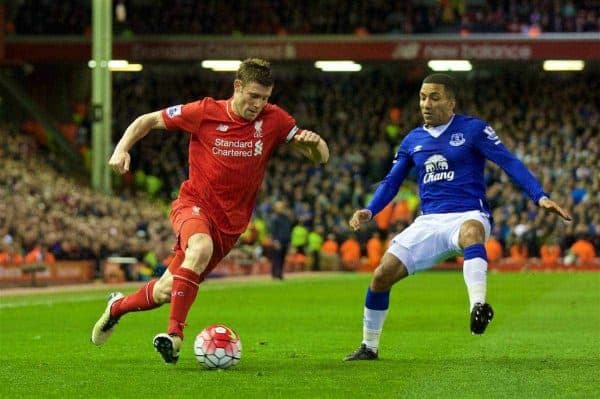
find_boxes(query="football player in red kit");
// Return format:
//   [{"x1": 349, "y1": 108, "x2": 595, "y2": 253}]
[{"x1": 91, "y1": 58, "x2": 329, "y2": 364}]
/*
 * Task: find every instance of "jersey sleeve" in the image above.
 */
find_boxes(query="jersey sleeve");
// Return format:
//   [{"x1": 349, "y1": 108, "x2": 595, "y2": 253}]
[
  {"x1": 161, "y1": 99, "x2": 207, "y2": 134},
  {"x1": 366, "y1": 138, "x2": 414, "y2": 216},
  {"x1": 276, "y1": 106, "x2": 300, "y2": 144},
  {"x1": 475, "y1": 123, "x2": 548, "y2": 204}
]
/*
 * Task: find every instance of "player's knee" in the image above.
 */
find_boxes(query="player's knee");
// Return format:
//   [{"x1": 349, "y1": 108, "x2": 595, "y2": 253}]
[
  {"x1": 372, "y1": 267, "x2": 393, "y2": 291},
  {"x1": 156, "y1": 288, "x2": 171, "y2": 304},
  {"x1": 183, "y1": 234, "x2": 213, "y2": 274},
  {"x1": 154, "y1": 280, "x2": 172, "y2": 304},
  {"x1": 183, "y1": 247, "x2": 211, "y2": 274},
  {"x1": 459, "y1": 220, "x2": 485, "y2": 247},
  {"x1": 372, "y1": 256, "x2": 408, "y2": 291}
]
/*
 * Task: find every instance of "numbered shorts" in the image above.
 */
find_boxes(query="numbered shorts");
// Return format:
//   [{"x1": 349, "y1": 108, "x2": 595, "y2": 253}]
[
  {"x1": 169, "y1": 199, "x2": 240, "y2": 279},
  {"x1": 387, "y1": 210, "x2": 491, "y2": 275}
]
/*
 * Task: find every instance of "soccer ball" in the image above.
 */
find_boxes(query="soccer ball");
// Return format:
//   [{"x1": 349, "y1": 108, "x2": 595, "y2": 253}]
[{"x1": 194, "y1": 324, "x2": 242, "y2": 369}]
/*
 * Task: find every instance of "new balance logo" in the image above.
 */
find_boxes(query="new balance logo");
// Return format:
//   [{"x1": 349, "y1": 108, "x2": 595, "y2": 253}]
[{"x1": 216, "y1": 124, "x2": 229, "y2": 132}]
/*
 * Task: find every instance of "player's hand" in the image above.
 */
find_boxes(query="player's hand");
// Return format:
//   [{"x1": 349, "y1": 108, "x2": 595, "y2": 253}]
[
  {"x1": 349, "y1": 209, "x2": 373, "y2": 231},
  {"x1": 538, "y1": 197, "x2": 572, "y2": 221},
  {"x1": 293, "y1": 130, "x2": 321, "y2": 147},
  {"x1": 108, "y1": 151, "x2": 131, "y2": 174}
]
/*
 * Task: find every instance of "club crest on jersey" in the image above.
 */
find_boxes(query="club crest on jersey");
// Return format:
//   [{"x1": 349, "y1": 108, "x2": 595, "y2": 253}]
[
  {"x1": 449, "y1": 133, "x2": 465, "y2": 147},
  {"x1": 216, "y1": 124, "x2": 229, "y2": 132},
  {"x1": 423, "y1": 154, "x2": 455, "y2": 184},
  {"x1": 166, "y1": 105, "x2": 182, "y2": 118},
  {"x1": 253, "y1": 119, "x2": 263, "y2": 138}
]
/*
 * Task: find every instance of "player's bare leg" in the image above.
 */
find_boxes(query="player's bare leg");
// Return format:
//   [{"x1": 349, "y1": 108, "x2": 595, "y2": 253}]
[
  {"x1": 154, "y1": 233, "x2": 213, "y2": 364},
  {"x1": 459, "y1": 220, "x2": 494, "y2": 334},
  {"x1": 345, "y1": 253, "x2": 409, "y2": 361}
]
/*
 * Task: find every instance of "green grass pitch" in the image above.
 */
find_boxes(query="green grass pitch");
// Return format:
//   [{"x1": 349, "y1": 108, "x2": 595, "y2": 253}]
[{"x1": 1, "y1": 272, "x2": 598, "y2": 398}]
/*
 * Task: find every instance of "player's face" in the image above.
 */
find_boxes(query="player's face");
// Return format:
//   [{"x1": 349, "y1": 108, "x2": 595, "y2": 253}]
[
  {"x1": 419, "y1": 83, "x2": 455, "y2": 127},
  {"x1": 233, "y1": 80, "x2": 273, "y2": 121}
]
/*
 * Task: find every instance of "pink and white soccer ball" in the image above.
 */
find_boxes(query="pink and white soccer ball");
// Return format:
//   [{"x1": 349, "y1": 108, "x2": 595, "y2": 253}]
[{"x1": 194, "y1": 324, "x2": 242, "y2": 369}]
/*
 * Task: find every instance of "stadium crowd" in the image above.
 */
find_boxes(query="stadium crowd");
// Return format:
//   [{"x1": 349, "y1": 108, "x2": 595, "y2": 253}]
[
  {"x1": 2, "y1": 66, "x2": 598, "y2": 275},
  {"x1": 0, "y1": 128, "x2": 173, "y2": 274},
  {"x1": 8, "y1": 0, "x2": 599, "y2": 35}
]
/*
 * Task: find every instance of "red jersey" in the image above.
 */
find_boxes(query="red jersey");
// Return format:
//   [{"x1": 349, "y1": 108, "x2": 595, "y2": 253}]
[{"x1": 161, "y1": 98, "x2": 298, "y2": 234}]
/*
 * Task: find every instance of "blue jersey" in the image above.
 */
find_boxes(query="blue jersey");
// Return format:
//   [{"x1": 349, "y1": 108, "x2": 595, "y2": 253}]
[{"x1": 367, "y1": 114, "x2": 547, "y2": 217}]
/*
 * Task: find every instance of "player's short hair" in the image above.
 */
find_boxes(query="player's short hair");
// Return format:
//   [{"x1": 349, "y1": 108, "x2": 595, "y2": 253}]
[
  {"x1": 423, "y1": 73, "x2": 458, "y2": 99},
  {"x1": 237, "y1": 58, "x2": 274, "y2": 87}
]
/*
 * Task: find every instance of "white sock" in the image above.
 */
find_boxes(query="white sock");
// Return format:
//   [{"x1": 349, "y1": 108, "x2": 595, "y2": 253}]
[
  {"x1": 362, "y1": 307, "x2": 388, "y2": 351},
  {"x1": 463, "y1": 257, "x2": 487, "y2": 311}
]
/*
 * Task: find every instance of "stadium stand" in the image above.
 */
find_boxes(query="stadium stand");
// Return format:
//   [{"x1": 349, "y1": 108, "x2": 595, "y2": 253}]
[
  {"x1": 1, "y1": 1, "x2": 598, "y2": 283},
  {"x1": 2, "y1": 66, "x2": 598, "y2": 279},
  {"x1": 8, "y1": 0, "x2": 599, "y2": 35}
]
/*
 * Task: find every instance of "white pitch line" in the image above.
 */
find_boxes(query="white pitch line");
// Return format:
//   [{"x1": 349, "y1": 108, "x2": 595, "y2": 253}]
[
  {"x1": 0, "y1": 277, "x2": 332, "y2": 309},
  {"x1": 0, "y1": 294, "x2": 107, "y2": 309}
]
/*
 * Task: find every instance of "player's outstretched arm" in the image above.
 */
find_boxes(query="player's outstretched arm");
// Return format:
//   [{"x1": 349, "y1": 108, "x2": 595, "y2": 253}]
[
  {"x1": 538, "y1": 197, "x2": 572, "y2": 221},
  {"x1": 290, "y1": 130, "x2": 329, "y2": 164},
  {"x1": 109, "y1": 111, "x2": 166, "y2": 174},
  {"x1": 349, "y1": 209, "x2": 373, "y2": 231}
]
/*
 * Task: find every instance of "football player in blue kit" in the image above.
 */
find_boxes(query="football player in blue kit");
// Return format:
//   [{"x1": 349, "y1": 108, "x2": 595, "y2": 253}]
[{"x1": 344, "y1": 73, "x2": 571, "y2": 361}]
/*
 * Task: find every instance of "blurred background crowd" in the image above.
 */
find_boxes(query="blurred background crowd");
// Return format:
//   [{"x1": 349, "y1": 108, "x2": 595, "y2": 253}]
[
  {"x1": 1, "y1": 0, "x2": 598, "y2": 278},
  {"x1": 8, "y1": 0, "x2": 600, "y2": 36},
  {"x1": 2, "y1": 66, "x2": 598, "y2": 274}
]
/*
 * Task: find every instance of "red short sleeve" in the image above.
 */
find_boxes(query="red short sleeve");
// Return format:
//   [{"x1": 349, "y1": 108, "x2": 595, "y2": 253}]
[
  {"x1": 161, "y1": 99, "x2": 207, "y2": 134},
  {"x1": 273, "y1": 105, "x2": 300, "y2": 144}
]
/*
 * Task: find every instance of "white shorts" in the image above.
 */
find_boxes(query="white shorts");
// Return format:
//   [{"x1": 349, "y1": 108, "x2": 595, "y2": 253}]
[{"x1": 387, "y1": 210, "x2": 491, "y2": 275}]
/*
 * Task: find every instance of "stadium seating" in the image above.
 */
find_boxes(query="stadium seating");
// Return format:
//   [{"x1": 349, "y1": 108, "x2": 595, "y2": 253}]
[
  {"x1": 2, "y1": 66, "x2": 598, "y2": 277},
  {"x1": 9, "y1": 0, "x2": 599, "y2": 35}
]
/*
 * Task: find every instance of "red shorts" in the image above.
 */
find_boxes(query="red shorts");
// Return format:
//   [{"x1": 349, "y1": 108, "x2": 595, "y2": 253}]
[{"x1": 169, "y1": 199, "x2": 240, "y2": 279}]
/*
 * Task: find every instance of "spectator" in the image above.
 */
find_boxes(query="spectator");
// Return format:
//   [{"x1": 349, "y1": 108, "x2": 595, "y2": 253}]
[
  {"x1": 540, "y1": 237, "x2": 561, "y2": 265},
  {"x1": 566, "y1": 233, "x2": 597, "y2": 266},
  {"x1": 366, "y1": 232, "x2": 383, "y2": 271},
  {"x1": 290, "y1": 222, "x2": 309, "y2": 254},
  {"x1": 269, "y1": 201, "x2": 293, "y2": 280},
  {"x1": 307, "y1": 225, "x2": 325, "y2": 271},
  {"x1": 340, "y1": 234, "x2": 361, "y2": 271},
  {"x1": 508, "y1": 236, "x2": 528, "y2": 263},
  {"x1": 24, "y1": 243, "x2": 56, "y2": 264},
  {"x1": 320, "y1": 233, "x2": 340, "y2": 271},
  {"x1": 485, "y1": 236, "x2": 503, "y2": 263},
  {"x1": 0, "y1": 241, "x2": 24, "y2": 265}
]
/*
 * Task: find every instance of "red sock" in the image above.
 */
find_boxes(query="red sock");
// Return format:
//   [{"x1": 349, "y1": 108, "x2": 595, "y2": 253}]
[
  {"x1": 110, "y1": 279, "x2": 160, "y2": 318},
  {"x1": 168, "y1": 268, "x2": 201, "y2": 339}
]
